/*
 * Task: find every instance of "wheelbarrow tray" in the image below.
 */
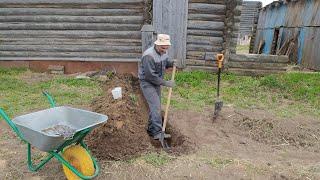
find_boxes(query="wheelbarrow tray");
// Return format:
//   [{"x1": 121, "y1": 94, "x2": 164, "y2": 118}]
[{"x1": 12, "y1": 106, "x2": 107, "y2": 152}]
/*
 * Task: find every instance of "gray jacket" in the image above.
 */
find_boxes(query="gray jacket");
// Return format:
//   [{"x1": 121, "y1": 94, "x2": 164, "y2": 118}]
[{"x1": 138, "y1": 46, "x2": 173, "y2": 85}]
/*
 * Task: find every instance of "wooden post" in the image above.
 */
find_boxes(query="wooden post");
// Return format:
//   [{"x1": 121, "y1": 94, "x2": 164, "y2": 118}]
[{"x1": 141, "y1": 24, "x2": 155, "y2": 52}]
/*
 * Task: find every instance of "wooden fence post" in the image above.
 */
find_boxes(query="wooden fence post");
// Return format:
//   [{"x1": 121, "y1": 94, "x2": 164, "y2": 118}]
[{"x1": 141, "y1": 24, "x2": 155, "y2": 52}]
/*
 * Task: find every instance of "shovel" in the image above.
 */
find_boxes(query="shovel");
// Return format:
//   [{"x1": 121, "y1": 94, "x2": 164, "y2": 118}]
[
  {"x1": 213, "y1": 54, "x2": 224, "y2": 121},
  {"x1": 160, "y1": 64, "x2": 177, "y2": 151}
]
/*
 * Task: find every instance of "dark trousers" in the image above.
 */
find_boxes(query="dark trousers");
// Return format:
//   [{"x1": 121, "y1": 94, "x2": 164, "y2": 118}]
[{"x1": 140, "y1": 80, "x2": 162, "y2": 136}]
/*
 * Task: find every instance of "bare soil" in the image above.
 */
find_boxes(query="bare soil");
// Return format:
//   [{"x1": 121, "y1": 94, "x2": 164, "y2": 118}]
[{"x1": 85, "y1": 74, "x2": 193, "y2": 160}]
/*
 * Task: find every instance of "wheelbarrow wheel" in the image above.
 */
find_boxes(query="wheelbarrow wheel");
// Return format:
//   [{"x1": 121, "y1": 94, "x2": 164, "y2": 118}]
[{"x1": 62, "y1": 145, "x2": 95, "y2": 180}]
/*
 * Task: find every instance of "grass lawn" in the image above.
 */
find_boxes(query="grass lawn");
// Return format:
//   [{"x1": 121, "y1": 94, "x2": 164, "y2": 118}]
[
  {"x1": 0, "y1": 68, "x2": 101, "y2": 117},
  {"x1": 165, "y1": 70, "x2": 320, "y2": 118},
  {"x1": 0, "y1": 67, "x2": 319, "y2": 119}
]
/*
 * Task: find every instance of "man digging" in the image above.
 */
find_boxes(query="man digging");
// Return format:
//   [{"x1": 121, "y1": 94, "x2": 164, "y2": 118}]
[{"x1": 138, "y1": 34, "x2": 175, "y2": 140}]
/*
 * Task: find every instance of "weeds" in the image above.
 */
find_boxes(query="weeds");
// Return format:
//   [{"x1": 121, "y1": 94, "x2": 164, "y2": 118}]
[{"x1": 129, "y1": 94, "x2": 138, "y2": 104}]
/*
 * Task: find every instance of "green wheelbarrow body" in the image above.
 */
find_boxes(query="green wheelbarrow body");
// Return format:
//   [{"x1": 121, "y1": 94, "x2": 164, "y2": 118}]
[{"x1": 0, "y1": 92, "x2": 108, "y2": 179}]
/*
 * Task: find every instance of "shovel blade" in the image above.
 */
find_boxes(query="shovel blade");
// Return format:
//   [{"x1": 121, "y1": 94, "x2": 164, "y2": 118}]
[
  {"x1": 159, "y1": 132, "x2": 171, "y2": 151},
  {"x1": 213, "y1": 100, "x2": 223, "y2": 120}
]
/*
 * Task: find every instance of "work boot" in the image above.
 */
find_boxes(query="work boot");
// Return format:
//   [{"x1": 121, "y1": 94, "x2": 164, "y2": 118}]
[{"x1": 153, "y1": 133, "x2": 171, "y2": 140}]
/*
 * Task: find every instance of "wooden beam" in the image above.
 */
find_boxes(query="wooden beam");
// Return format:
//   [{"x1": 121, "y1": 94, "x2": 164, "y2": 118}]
[
  {"x1": 0, "y1": 51, "x2": 142, "y2": 58},
  {"x1": 0, "y1": 45, "x2": 142, "y2": 53},
  {"x1": 0, "y1": 23, "x2": 141, "y2": 31},
  {"x1": 0, "y1": 15, "x2": 143, "y2": 24},
  {"x1": 0, "y1": 8, "x2": 142, "y2": 16},
  {"x1": 0, "y1": 30, "x2": 141, "y2": 39}
]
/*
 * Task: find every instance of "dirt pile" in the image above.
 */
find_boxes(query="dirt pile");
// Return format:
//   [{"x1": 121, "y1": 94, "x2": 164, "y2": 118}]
[{"x1": 85, "y1": 74, "x2": 192, "y2": 160}]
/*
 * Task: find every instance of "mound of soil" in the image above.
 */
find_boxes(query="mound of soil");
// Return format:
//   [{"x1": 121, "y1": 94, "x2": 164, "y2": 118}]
[{"x1": 85, "y1": 74, "x2": 193, "y2": 160}]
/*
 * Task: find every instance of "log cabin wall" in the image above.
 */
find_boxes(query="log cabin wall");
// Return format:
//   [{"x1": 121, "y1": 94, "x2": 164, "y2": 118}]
[
  {"x1": 186, "y1": 0, "x2": 225, "y2": 67},
  {"x1": 185, "y1": 0, "x2": 242, "y2": 69},
  {"x1": 0, "y1": 0, "x2": 145, "y2": 63}
]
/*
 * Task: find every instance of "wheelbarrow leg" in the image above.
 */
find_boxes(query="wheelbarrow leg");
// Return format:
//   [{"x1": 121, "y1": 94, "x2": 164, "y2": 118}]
[{"x1": 27, "y1": 143, "x2": 54, "y2": 172}]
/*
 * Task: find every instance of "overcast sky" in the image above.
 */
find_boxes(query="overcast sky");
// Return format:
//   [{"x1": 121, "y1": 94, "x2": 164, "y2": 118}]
[{"x1": 245, "y1": 0, "x2": 278, "y2": 7}]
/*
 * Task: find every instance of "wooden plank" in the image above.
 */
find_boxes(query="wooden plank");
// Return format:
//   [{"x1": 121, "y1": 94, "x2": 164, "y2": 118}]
[
  {"x1": 187, "y1": 29, "x2": 223, "y2": 37},
  {"x1": 228, "y1": 61, "x2": 287, "y2": 70},
  {"x1": 188, "y1": 20, "x2": 224, "y2": 30},
  {"x1": 152, "y1": 0, "x2": 163, "y2": 33},
  {"x1": 186, "y1": 51, "x2": 220, "y2": 60},
  {"x1": 229, "y1": 54, "x2": 289, "y2": 63},
  {"x1": 0, "y1": 30, "x2": 141, "y2": 39},
  {"x1": 0, "y1": 51, "x2": 142, "y2": 58},
  {"x1": 188, "y1": 3, "x2": 225, "y2": 15},
  {"x1": 0, "y1": 0, "x2": 144, "y2": 3},
  {"x1": 188, "y1": 0, "x2": 224, "y2": 4},
  {"x1": 187, "y1": 44, "x2": 223, "y2": 52},
  {"x1": 170, "y1": 0, "x2": 188, "y2": 67},
  {"x1": 0, "y1": 57, "x2": 140, "y2": 62},
  {"x1": 187, "y1": 35, "x2": 223, "y2": 46},
  {"x1": 0, "y1": 5, "x2": 143, "y2": 10},
  {"x1": 188, "y1": 14, "x2": 225, "y2": 21},
  {"x1": 153, "y1": 0, "x2": 188, "y2": 68},
  {"x1": 0, "y1": 45, "x2": 142, "y2": 53},
  {"x1": 0, "y1": 8, "x2": 143, "y2": 16},
  {"x1": 0, "y1": 23, "x2": 141, "y2": 31},
  {"x1": 0, "y1": 38, "x2": 141, "y2": 45},
  {"x1": 0, "y1": 15, "x2": 143, "y2": 24}
]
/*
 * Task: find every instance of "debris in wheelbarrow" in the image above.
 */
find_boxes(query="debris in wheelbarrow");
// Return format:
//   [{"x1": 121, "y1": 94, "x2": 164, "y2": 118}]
[
  {"x1": 41, "y1": 124, "x2": 77, "y2": 140},
  {"x1": 0, "y1": 92, "x2": 108, "y2": 180}
]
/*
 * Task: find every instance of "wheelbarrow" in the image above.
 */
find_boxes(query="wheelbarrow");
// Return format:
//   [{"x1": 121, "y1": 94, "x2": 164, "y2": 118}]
[{"x1": 0, "y1": 92, "x2": 108, "y2": 180}]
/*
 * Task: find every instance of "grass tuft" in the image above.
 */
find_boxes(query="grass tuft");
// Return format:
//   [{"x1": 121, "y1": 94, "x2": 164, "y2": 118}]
[{"x1": 142, "y1": 152, "x2": 172, "y2": 167}]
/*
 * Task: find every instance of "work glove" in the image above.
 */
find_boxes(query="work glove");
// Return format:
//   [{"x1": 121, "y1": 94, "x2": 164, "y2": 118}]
[
  {"x1": 172, "y1": 59, "x2": 178, "y2": 66},
  {"x1": 162, "y1": 80, "x2": 175, "y2": 87}
]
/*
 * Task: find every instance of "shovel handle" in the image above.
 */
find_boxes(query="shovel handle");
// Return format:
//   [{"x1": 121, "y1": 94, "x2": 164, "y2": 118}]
[
  {"x1": 216, "y1": 54, "x2": 224, "y2": 68},
  {"x1": 162, "y1": 65, "x2": 176, "y2": 131}
]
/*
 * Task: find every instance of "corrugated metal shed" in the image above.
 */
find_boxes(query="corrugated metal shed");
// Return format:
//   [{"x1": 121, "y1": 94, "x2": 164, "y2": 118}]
[{"x1": 254, "y1": 0, "x2": 320, "y2": 70}]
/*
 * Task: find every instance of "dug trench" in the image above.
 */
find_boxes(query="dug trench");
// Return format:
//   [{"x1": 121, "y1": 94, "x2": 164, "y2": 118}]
[{"x1": 85, "y1": 73, "x2": 195, "y2": 160}]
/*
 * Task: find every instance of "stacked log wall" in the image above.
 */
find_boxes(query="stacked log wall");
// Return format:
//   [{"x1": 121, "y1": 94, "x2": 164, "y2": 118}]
[
  {"x1": 0, "y1": 0, "x2": 145, "y2": 61},
  {"x1": 185, "y1": 0, "x2": 226, "y2": 67}
]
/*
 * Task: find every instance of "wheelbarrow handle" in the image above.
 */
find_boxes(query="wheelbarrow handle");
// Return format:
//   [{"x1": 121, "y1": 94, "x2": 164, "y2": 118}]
[
  {"x1": 0, "y1": 108, "x2": 25, "y2": 141},
  {"x1": 42, "y1": 91, "x2": 56, "y2": 108}
]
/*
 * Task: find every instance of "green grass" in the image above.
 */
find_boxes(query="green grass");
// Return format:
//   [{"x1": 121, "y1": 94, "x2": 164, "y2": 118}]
[
  {"x1": 164, "y1": 71, "x2": 320, "y2": 117},
  {"x1": 205, "y1": 156, "x2": 234, "y2": 169},
  {"x1": 141, "y1": 152, "x2": 173, "y2": 167},
  {"x1": 1, "y1": 68, "x2": 319, "y2": 119},
  {"x1": 236, "y1": 45, "x2": 250, "y2": 54},
  {"x1": 0, "y1": 68, "x2": 101, "y2": 117}
]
